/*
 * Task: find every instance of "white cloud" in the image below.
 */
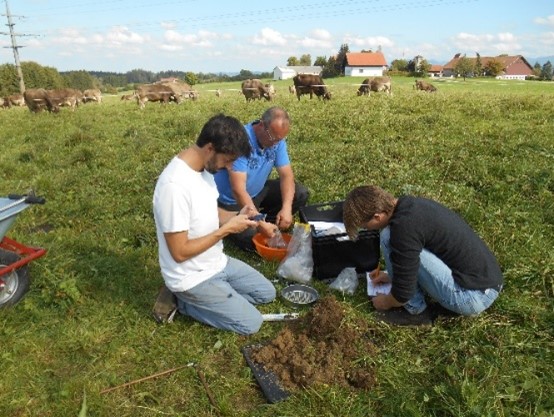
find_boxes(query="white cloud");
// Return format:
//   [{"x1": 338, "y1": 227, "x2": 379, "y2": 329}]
[
  {"x1": 298, "y1": 29, "x2": 334, "y2": 48},
  {"x1": 162, "y1": 29, "x2": 226, "y2": 48},
  {"x1": 534, "y1": 15, "x2": 554, "y2": 26},
  {"x1": 343, "y1": 35, "x2": 394, "y2": 49},
  {"x1": 452, "y1": 32, "x2": 522, "y2": 54},
  {"x1": 53, "y1": 28, "x2": 88, "y2": 45},
  {"x1": 252, "y1": 28, "x2": 287, "y2": 46}
]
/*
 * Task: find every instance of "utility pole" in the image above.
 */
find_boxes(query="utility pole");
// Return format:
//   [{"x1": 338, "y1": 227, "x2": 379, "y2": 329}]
[{"x1": 1, "y1": 0, "x2": 35, "y2": 93}]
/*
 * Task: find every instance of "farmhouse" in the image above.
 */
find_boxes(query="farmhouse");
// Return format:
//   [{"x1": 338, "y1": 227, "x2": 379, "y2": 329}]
[
  {"x1": 428, "y1": 64, "x2": 444, "y2": 77},
  {"x1": 344, "y1": 51, "x2": 388, "y2": 77},
  {"x1": 273, "y1": 66, "x2": 323, "y2": 80},
  {"x1": 443, "y1": 54, "x2": 534, "y2": 80}
]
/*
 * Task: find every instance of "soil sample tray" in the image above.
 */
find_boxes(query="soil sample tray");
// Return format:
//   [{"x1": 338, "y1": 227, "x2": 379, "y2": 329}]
[{"x1": 241, "y1": 343, "x2": 290, "y2": 403}]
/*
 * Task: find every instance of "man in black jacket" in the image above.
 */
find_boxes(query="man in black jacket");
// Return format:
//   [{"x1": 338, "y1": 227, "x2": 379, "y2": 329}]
[{"x1": 344, "y1": 185, "x2": 503, "y2": 325}]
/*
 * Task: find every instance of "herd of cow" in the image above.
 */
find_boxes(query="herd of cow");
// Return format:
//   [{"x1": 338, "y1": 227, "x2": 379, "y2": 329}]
[
  {"x1": 240, "y1": 76, "x2": 437, "y2": 103},
  {"x1": 1, "y1": 77, "x2": 437, "y2": 112},
  {"x1": 1, "y1": 88, "x2": 102, "y2": 112}
]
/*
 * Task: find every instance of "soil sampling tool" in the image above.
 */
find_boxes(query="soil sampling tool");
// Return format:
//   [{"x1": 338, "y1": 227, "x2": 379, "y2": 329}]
[
  {"x1": 241, "y1": 343, "x2": 290, "y2": 403},
  {"x1": 0, "y1": 193, "x2": 47, "y2": 307}
]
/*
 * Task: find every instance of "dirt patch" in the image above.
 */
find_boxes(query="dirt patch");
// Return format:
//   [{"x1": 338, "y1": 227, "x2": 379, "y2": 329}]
[{"x1": 250, "y1": 295, "x2": 377, "y2": 392}]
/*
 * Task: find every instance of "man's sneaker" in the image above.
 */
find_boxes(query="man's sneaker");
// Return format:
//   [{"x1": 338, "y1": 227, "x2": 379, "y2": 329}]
[
  {"x1": 152, "y1": 285, "x2": 177, "y2": 324},
  {"x1": 374, "y1": 307, "x2": 434, "y2": 327}
]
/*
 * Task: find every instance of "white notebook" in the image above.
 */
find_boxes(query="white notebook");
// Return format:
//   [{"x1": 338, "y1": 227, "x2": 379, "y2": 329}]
[{"x1": 366, "y1": 272, "x2": 392, "y2": 297}]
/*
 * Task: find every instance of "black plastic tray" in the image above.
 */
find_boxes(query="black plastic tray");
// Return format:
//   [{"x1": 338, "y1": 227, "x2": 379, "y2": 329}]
[{"x1": 241, "y1": 343, "x2": 290, "y2": 403}]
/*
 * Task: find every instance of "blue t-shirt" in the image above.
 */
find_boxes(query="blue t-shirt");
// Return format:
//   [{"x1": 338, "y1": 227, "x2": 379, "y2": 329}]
[{"x1": 214, "y1": 122, "x2": 290, "y2": 205}]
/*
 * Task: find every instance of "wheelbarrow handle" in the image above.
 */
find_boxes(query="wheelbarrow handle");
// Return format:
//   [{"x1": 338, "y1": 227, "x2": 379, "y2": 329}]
[{"x1": 8, "y1": 194, "x2": 46, "y2": 205}]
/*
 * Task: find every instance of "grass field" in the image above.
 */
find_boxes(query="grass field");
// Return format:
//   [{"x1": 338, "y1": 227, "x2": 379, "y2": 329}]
[{"x1": 1, "y1": 76, "x2": 553, "y2": 417}]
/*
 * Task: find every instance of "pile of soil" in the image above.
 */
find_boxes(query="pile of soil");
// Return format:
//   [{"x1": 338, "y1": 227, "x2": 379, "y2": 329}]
[{"x1": 251, "y1": 295, "x2": 377, "y2": 392}]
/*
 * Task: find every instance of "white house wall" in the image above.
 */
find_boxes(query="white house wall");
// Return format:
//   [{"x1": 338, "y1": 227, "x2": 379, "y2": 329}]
[{"x1": 345, "y1": 66, "x2": 384, "y2": 77}]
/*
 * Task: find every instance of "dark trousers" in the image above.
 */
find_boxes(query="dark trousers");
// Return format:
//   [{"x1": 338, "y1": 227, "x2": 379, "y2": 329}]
[{"x1": 219, "y1": 179, "x2": 309, "y2": 251}]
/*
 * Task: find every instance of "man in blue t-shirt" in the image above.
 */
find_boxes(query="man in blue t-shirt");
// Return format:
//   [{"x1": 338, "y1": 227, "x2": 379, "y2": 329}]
[{"x1": 214, "y1": 106, "x2": 309, "y2": 251}]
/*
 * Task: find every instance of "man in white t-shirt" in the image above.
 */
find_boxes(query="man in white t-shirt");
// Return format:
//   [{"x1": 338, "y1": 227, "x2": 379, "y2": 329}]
[{"x1": 153, "y1": 114, "x2": 276, "y2": 335}]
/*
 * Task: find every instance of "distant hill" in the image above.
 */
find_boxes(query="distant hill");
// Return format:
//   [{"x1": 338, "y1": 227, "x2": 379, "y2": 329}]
[{"x1": 528, "y1": 56, "x2": 554, "y2": 65}]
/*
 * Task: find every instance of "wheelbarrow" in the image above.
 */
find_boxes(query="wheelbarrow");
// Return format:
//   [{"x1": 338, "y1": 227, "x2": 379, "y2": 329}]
[{"x1": 0, "y1": 193, "x2": 47, "y2": 307}]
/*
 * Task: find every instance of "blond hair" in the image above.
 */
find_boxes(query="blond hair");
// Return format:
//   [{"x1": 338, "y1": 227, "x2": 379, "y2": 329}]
[{"x1": 343, "y1": 185, "x2": 395, "y2": 239}]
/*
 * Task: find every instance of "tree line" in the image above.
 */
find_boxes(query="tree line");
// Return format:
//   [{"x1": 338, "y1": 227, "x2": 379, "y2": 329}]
[{"x1": 0, "y1": 62, "x2": 273, "y2": 96}]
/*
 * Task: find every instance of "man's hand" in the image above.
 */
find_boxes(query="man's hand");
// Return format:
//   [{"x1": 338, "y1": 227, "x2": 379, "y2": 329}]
[
  {"x1": 224, "y1": 214, "x2": 257, "y2": 234},
  {"x1": 371, "y1": 293, "x2": 404, "y2": 310},
  {"x1": 257, "y1": 221, "x2": 278, "y2": 238},
  {"x1": 275, "y1": 208, "x2": 293, "y2": 230}
]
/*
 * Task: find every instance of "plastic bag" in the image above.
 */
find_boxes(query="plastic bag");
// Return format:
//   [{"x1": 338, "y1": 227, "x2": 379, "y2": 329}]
[
  {"x1": 329, "y1": 267, "x2": 359, "y2": 295},
  {"x1": 267, "y1": 229, "x2": 287, "y2": 248},
  {"x1": 277, "y1": 223, "x2": 313, "y2": 284}
]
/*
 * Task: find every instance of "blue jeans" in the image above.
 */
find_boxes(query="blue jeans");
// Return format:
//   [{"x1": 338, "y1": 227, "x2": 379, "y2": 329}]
[
  {"x1": 173, "y1": 257, "x2": 276, "y2": 335},
  {"x1": 380, "y1": 227, "x2": 500, "y2": 316}
]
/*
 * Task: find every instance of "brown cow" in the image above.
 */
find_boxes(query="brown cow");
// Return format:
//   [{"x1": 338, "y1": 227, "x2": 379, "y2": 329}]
[
  {"x1": 6, "y1": 93, "x2": 25, "y2": 107},
  {"x1": 24, "y1": 88, "x2": 55, "y2": 113},
  {"x1": 83, "y1": 88, "x2": 102, "y2": 103},
  {"x1": 135, "y1": 84, "x2": 179, "y2": 109},
  {"x1": 288, "y1": 85, "x2": 296, "y2": 94},
  {"x1": 414, "y1": 79, "x2": 437, "y2": 92},
  {"x1": 357, "y1": 76, "x2": 392, "y2": 96},
  {"x1": 241, "y1": 79, "x2": 271, "y2": 102},
  {"x1": 1, "y1": 97, "x2": 11, "y2": 109},
  {"x1": 46, "y1": 88, "x2": 84, "y2": 112},
  {"x1": 292, "y1": 74, "x2": 331, "y2": 101}
]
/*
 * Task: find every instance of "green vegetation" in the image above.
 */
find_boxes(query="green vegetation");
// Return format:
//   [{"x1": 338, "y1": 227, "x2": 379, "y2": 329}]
[{"x1": 0, "y1": 77, "x2": 552, "y2": 417}]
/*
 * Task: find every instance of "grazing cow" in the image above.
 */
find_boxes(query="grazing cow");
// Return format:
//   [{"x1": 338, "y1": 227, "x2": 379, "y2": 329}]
[
  {"x1": 414, "y1": 79, "x2": 437, "y2": 92},
  {"x1": 265, "y1": 83, "x2": 276, "y2": 101},
  {"x1": 357, "y1": 76, "x2": 392, "y2": 96},
  {"x1": 241, "y1": 79, "x2": 271, "y2": 102},
  {"x1": 1, "y1": 97, "x2": 11, "y2": 109},
  {"x1": 292, "y1": 74, "x2": 331, "y2": 101},
  {"x1": 83, "y1": 88, "x2": 102, "y2": 103},
  {"x1": 46, "y1": 88, "x2": 84, "y2": 112},
  {"x1": 24, "y1": 88, "x2": 54, "y2": 113},
  {"x1": 161, "y1": 81, "x2": 194, "y2": 102},
  {"x1": 288, "y1": 85, "x2": 296, "y2": 95},
  {"x1": 215, "y1": 89, "x2": 222, "y2": 97},
  {"x1": 121, "y1": 93, "x2": 136, "y2": 101},
  {"x1": 6, "y1": 93, "x2": 25, "y2": 107},
  {"x1": 135, "y1": 84, "x2": 179, "y2": 109}
]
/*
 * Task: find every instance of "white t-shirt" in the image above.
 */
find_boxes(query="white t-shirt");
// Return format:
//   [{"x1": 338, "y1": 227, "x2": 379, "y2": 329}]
[{"x1": 153, "y1": 156, "x2": 228, "y2": 292}]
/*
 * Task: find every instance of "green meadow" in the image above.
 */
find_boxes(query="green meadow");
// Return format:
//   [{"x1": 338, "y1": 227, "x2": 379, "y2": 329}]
[{"x1": 0, "y1": 76, "x2": 553, "y2": 416}]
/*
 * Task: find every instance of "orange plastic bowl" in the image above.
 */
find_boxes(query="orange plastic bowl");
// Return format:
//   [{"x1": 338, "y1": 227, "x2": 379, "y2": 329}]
[{"x1": 252, "y1": 232, "x2": 292, "y2": 262}]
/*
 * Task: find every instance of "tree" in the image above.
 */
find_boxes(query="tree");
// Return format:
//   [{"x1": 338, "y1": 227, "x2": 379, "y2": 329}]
[
  {"x1": 454, "y1": 56, "x2": 474, "y2": 80},
  {"x1": 533, "y1": 62, "x2": 542, "y2": 77},
  {"x1": 322, "y1": 56, "x2": 338, "y2": 78},
  {"x1": 475, "y1": 53, "x2": 483, "y2": 77},
  {"x1": 314, "y1": 56, "x2": 327, "y2": 67},
  {"x1": 0, "y1": 64, "x2": 19, "y2": 95},
  {"x1": 389, "y1": 59, "x2": 409, "y2": 72},
  {"x1": 21, "y1": 61, "x2": 64, "y2": 89},
  {"x1": 62, "y1": 70, "x2": 95, "y2": 90},
  {"x1": 484, "y1": 59, "x2": 504, "y2": 77},
  {"x1": 287, "y1": 56, "x2": 299, "y2": 66},
  {"x1": 334, "y1": 44, "x2": 350, "y2": 76},
  {"x1": 299, "y1": 54, "x2": 311, "y2": 66},
  {"x1": 541, "y1": 61, "x2": 553, "y2": 81},
  {"x1": 184, "y1": 72, "x2": 198, "y2": 85},
  {"x1": 126, "y1": 69, "x2": 155, "y2": 84}
]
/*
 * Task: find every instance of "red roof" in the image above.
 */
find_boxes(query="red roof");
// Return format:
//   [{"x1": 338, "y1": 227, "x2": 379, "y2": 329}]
[
  {"x1": 429, "y1": 64, "x2": 443, "y2": 72},
  {"x1": 346, "y1": 52, "x2": 387, "y2": 66},
  {"x1": 443, "y1": 54, "x2": 533, "y2": 75}
]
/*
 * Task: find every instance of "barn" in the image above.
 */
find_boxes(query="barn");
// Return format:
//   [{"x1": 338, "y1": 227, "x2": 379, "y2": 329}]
[
  {"x1": 273, "y1": 66, "x2": 323, "y2": 80},
  {"x1": 442, "y1": 54, "x2": 534, "y2": 80},
  {"x1": 344, "y1": 51, "x2": 388, "y2": 77}
]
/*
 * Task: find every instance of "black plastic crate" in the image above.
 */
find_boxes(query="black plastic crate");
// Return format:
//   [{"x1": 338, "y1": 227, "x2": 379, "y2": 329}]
[{"x1": 299, "y1": 201, "x2": 380, "y2": 280}]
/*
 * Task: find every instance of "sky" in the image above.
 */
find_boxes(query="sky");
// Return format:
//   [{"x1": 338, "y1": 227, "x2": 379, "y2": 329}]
[{"x1": 1, "y1": 0, "x2": 553, "y2": 74}]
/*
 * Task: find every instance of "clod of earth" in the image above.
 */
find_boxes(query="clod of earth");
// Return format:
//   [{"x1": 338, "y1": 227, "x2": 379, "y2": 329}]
[{"x1": 251, "y1": 295, "x2": 377, "y2": 392}]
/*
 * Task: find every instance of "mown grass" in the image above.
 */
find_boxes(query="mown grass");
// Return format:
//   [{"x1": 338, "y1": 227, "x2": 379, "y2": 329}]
[{"x1": 0, "y1": 77, "x2": 553, "y2": 417}]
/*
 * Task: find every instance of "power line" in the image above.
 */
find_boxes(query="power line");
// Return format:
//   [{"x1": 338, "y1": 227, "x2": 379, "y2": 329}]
[{"x1": 0, "y1": 0, "x2": 39, "y2": 93}]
